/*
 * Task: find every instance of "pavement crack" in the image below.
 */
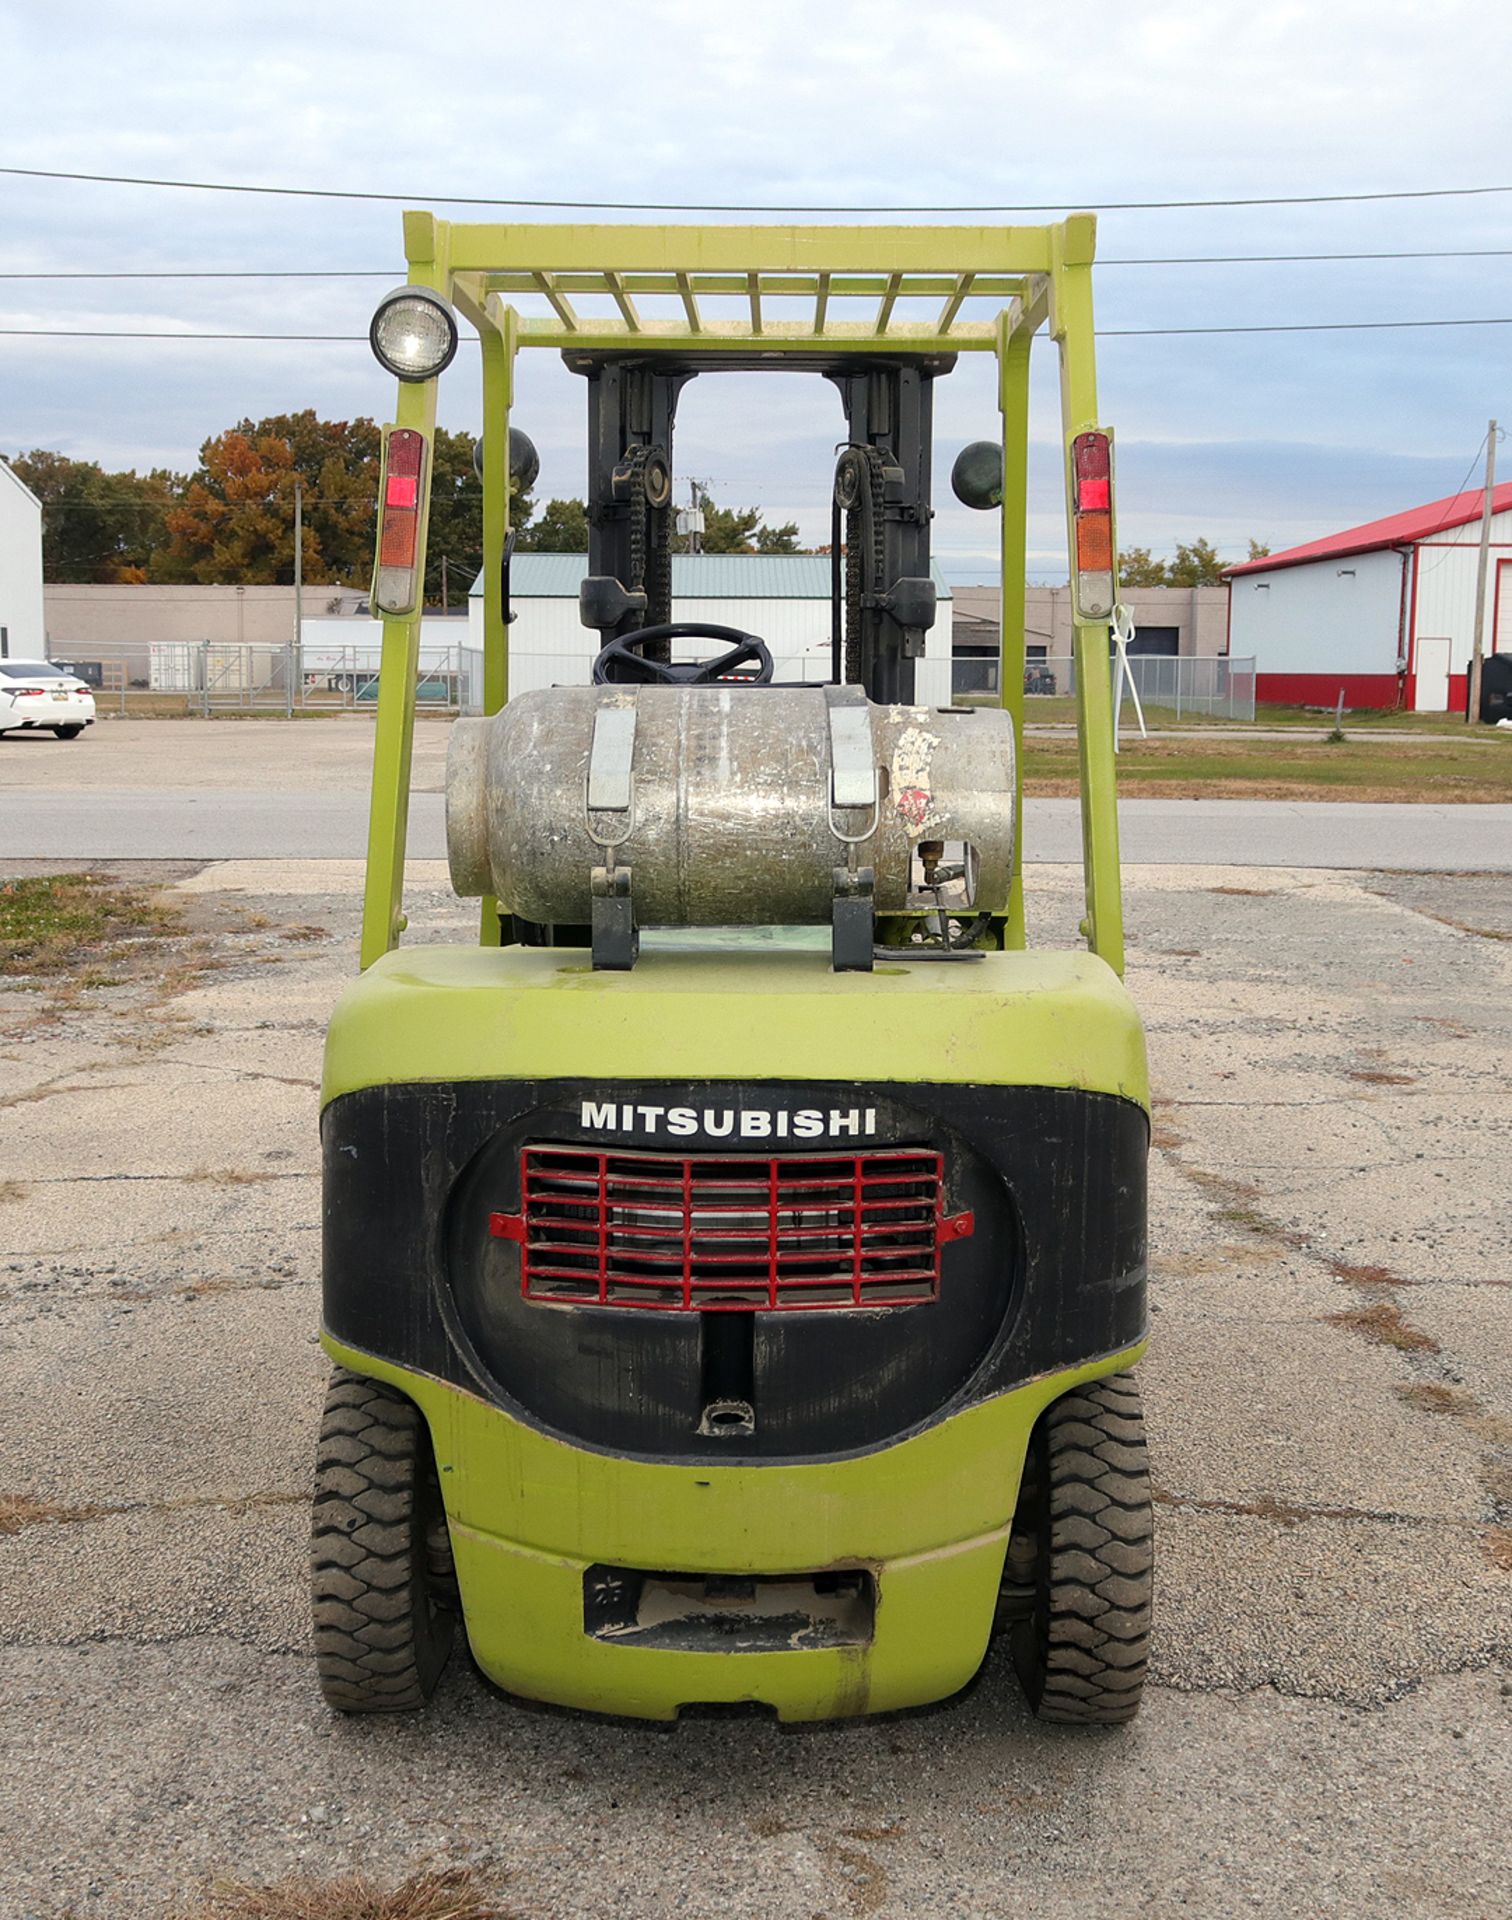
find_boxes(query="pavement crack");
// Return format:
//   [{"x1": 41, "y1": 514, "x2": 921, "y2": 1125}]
[
  {"x1": 4, "y1": 1169, "x2": 314, "y2": 1186},
  {"x1": 0, "y1": 1075, "x2": 143, "y2": 1110},
  {"x1": 0, "y1": 1488, "x2": 306, "y2": 1535},
  {"x1": 148, "y1": 1054, "x2": 320, "y2": 1090},
  {"x1": 1153, "y1": 1488, "x2": 1463, "y2": 1529}
]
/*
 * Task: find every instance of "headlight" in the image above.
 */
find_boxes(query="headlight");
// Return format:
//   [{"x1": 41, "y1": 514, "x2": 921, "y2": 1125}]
[{"x1": 370, "y1": 287, "x2": 458, "y2": 382}]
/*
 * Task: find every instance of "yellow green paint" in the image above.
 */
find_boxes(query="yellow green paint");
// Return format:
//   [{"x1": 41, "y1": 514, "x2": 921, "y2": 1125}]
[
  {"x1": 321, "y1": 940, "x2": 1150, "y2": 1113},
  {"x1": 323, "y1": 1331, "x2": 1145, "y2": 1721}
]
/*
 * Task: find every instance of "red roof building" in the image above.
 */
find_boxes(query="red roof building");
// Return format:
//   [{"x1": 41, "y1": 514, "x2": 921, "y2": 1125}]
[{"x1": 1222, "y1": 483, "x2": 1512, "y2": 711}]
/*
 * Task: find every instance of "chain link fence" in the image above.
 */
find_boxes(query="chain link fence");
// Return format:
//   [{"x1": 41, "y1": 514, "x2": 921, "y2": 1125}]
[
  {"x1": 119, "y1": 641, "x2": 479, "y2": 715},
  {"x1": 1015, "y1": 653, "x2": 1256, "y2": 721},
  {"x1": 79, "y1": 638, "x2": 1255, "y2": 723}
]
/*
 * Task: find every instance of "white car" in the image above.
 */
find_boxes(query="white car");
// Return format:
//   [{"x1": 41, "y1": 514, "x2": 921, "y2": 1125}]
[{"x1": 0, "y1": 659, "x2": 96, "y2": 740}]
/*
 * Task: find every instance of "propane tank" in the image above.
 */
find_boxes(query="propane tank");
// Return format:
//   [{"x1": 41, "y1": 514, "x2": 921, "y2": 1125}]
[{"x1": 446, "y1": 685, "x2": 1015, "y2": 928}]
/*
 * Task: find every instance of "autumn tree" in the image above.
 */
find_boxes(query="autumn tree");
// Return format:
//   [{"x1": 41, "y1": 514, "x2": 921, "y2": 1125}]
[
  {"x1": 8, "y1": 450, "x2": 178, "y2": 582},
  {"x1": 153, "y1": 411, "x2": 494, "y2": 599},
  {"x1": 156, "y1": 429, "x2": 309, "y2": 584}
]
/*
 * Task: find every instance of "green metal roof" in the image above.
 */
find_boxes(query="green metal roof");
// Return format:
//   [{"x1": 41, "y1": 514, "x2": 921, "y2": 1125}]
[{"x1": 471, "y1": 554, "x2": 952, "y2": 601}]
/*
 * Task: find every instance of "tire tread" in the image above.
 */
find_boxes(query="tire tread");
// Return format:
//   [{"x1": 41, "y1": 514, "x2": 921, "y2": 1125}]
[
  {"x1": 1012, "y1": 1372, "x2": 1154, "y2": 1726},
  {"x1": 310, "y1": 1368, "x2": 453, "y2": 1713}
]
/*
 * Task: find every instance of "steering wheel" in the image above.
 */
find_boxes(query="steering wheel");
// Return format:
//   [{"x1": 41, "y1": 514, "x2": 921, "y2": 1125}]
[{"x1": 592, "y1": 623, "x2": 774, "y2": 686}]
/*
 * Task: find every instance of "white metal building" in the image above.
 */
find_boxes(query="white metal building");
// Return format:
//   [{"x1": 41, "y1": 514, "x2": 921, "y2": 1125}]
[
  {"x1": 0, "y1": 459, "x2": 46, "y2": 660},
  {"x1": 470, "y1": 554, "x2": 954, "y2": 702},
  {"x1": 1223, "y1": 482, "x2": 1512, "y2": 712}
]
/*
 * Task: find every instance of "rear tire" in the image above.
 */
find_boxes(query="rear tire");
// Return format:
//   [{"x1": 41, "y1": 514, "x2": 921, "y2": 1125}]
[
  {"x1": 53, "y1": 725, "x2": 84, "y2": 739},
  {"x1": 1008, "y1": 1372, "x2": 1153, "y2": 1725},
  {"x1": 311, "y1": 1368, "x2": 456, "y2": 1712}
]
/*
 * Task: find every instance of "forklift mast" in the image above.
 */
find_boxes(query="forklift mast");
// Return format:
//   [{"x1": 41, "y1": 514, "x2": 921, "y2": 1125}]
[
  {"x1": 567, "y1": 347, "x2": 950, "y2": 705},
  {"x1": 826, "y1": 355, "x2": 947, "y2": 705},
  {"x1": 574, "y1": 356, "x2": 690, "y2": 652}
]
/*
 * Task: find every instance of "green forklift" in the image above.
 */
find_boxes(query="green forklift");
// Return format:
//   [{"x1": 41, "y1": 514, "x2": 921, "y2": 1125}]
[{"x1": 312, "y1": 215, "x2": 1152, "y2": 1724}]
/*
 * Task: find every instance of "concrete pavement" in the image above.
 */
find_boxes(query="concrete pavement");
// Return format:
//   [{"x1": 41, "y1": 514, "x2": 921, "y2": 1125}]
[
  {"x1": 1, "y1": 859, "x2": 1509, "y2": 1918},
  {"x1": 7, "y1": 786, "x2": 1511, "y2": 869}
]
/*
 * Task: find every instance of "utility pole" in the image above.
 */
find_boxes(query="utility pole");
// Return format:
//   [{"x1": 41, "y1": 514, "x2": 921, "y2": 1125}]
[
  {"x1": 292, "y1": 479, "x2": 303, "y2": 718},
  {"x1": 441, "y1": 553, "x2": 449, "y2": 613},
  {"x1": 1468, "y1": 420, "x2": 1497, "y2": 725}
]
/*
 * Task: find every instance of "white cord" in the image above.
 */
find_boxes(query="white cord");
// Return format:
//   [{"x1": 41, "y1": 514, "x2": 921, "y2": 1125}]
[{"x1": 1110, "y1": 602, "x2": 1148, "y2": 752}]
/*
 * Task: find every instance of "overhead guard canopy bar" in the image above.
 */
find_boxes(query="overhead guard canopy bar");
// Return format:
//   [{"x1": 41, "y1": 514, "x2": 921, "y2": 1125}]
[
  {"x1": 426, "y1": 215, "x2": 1093, "y2": 350},
  {"x1": 439, "y1": 221, "x2": 1066, "y2": 274}
]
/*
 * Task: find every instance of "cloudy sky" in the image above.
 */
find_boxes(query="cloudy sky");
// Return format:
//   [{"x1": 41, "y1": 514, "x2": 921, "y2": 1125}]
[{"x1": 2, "y1": 0, "x2": 1508, "y2": 580}]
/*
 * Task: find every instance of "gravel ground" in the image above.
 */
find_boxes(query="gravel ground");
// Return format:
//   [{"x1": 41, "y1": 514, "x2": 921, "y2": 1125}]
[{"x1": 1, "y1": 856, "x2": 1509, "y2": 1918}]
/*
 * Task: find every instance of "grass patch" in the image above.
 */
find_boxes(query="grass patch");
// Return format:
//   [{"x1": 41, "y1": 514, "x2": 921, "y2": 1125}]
[
  {"x1": 0, "y1": 1494, "x2": 103, "y2": 1534},
  {"x1": 170, "y1": 1867, "x2": 508, "y2": 1920},
  {"x1": 1395, "y1": 1383, "x2": 1480, "y2": 1416},
  {"x1": 1330, "y1": 1260, "x2": 1408, "y2": 1290},
  {"x1": 1481, "y1": 1462, "x2": 1512, "y2": 1509},
  {"x1": 0, "y1": 872, "x2": 183, "y2": 983},
  {"x1": 182, "y1": 1167, "x2": 284, "y2": 1188},
  {"x1": 1422, "y1": 912, "x2": 1512, "y2": 943},
  {"x1": 1022, "y1": 696, "x2": 1484, "y2": 733},
  {"x1": 1022, "y1": 733, "x2": 1512, "y2": 802},
  {"x1": 1483, "y1": 1528, "x2": 1512, "y2": 1573},
  {"x1": 1327, "y1": 1301, "x2": 1439, "y2": 1352}
]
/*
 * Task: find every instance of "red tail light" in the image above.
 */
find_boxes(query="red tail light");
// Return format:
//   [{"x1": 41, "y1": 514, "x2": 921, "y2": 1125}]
[
  {"x1": 490, "y1": 1145, "x2": 974, "y2": 1312},
  {"x1": 374, "y1": 427, "x2": 427, "y2": 614},
  {"x1": 1071, "y1": 429, "x2": 1115, "y2": 619}
]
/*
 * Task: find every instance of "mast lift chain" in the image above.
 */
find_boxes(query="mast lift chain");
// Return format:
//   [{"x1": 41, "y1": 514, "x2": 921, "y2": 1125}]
[
  {"x1": 833, "y1": 445, "x2": 894, "y2": 686},
  {"x1": 611, "y1": 443, "x2": 674, "y2": 653}
]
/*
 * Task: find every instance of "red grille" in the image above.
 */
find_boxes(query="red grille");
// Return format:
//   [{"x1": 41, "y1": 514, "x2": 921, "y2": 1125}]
[{"x1": 490, "y1": 1145, "x2": 973, "y2": 1312}]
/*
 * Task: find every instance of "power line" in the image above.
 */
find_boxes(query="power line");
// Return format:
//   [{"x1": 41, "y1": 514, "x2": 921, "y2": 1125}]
[
  {"x1": 1102, "y1": 316, "x2": 1512, "y2": 335},
  {"x1": 7, "y1": 161, "x2": 1512, "y2": 213},
  {"x1": 0, "y1": 269, "x2": 392, "y2": 280},
  {"x1": 1101, "y1": 248, "x2": 1512, "y2": 265},
  {"x1": 6, "y1": 317, "x2": 1512, "y2": 341},
  {"x1": 0, "y1": 328, "x2": 369, "y2": 339},
  {"x1": 1413, "y1": 429, "x2": 1498, "y2": 576},
  {"x1": 4, "y1": 247, "x2": 1512, "y2": 280}
]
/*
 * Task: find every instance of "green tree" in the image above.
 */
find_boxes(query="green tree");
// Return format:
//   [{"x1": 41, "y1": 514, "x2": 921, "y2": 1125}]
[
  {"x1": 675, "y1": 484, "x2": 802, "y2": 554},
  {"x1": 1116, "y1": 545, "x2": 1169, "y2": 587},
  {"x1": 8, "y1": 450, "x2": 178, "y2": 582},
  {"x1": 754, "y1": 519, "x2": 803, "y2": 553},
  {"x1": 1164, "y1": 538, "x2": 1226, "y2": 587},
  {"x1": 1116, "y1": 536, "x2": 1270, "y2": 587},
  {"x1": 514, "y1": 498, "x2": 590, "y2": 552},
  {"x1": 424, "y1": 427, "x2": 500, "y2": 604}
]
